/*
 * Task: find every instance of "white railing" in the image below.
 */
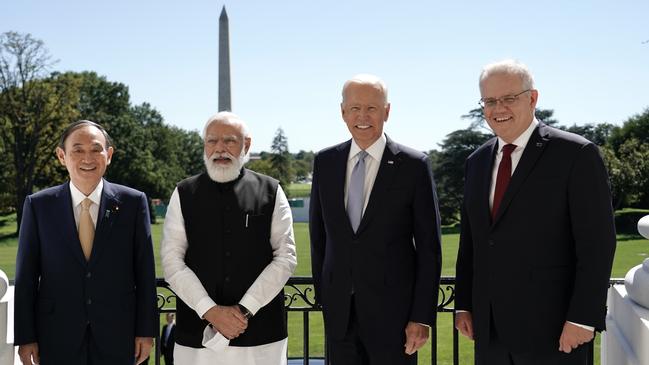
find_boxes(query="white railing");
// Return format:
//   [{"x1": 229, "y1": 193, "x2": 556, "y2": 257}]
[
  {"x1": 0, "y1": 269, "x2": 17, "y2": 365},
  {"x1": 602, "y1": 215, "x2": 649, "y2": 365}
]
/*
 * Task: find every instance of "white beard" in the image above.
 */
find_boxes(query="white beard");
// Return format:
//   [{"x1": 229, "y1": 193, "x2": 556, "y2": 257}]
[{"x1": 204, "y1": 149, "x2": 249, "y2": 183}]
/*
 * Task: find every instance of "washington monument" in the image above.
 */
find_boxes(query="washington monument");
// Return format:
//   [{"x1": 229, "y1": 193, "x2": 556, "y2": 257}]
[{"x1": 218, "y1": 6, "x2": 231, "y2": 111}]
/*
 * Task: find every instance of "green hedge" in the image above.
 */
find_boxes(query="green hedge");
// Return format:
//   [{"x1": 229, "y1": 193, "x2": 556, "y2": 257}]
[{"x1": 615, "y1": 208, "x2": 649, "y2": 235}]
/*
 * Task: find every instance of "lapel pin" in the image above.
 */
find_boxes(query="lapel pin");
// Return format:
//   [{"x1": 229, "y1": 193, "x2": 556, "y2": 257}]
[
  {"x1": 387, "y1": 160, "x2": 394, "y2": 164},
  {"x1": 536, "y1": 142, "x2": 543, "y2": 147}
]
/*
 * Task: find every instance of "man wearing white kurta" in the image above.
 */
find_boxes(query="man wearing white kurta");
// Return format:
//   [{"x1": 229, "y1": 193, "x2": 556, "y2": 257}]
[{"x1": 161, "y1": 112, "x2": 297, "y2": 365}]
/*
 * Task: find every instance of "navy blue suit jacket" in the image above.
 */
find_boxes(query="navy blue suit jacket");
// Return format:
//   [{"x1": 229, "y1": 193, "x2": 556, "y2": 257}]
[
  {"x1": 14, "y1": 180, "x2": 157, "y2": 363},
  {"x1": 455, "y1": 123, "x2": 616, "y2": 356},
  {"x1": 309, "y1": 136, "x2": 442, "y2": 345}
]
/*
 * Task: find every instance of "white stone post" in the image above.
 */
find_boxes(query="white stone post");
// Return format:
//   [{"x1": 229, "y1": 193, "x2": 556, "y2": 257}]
[
  {"x1": 602, "y1": 215, "x2": 649, "y2": 365},
  {"x1": 0, "y1": 269, "x2": 16, "y2": 365}
]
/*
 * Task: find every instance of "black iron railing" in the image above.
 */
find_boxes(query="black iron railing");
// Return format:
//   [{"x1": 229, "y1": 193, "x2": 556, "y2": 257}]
[{"x1": 154, "y1": 277, "x2": 625, "y2": 365}]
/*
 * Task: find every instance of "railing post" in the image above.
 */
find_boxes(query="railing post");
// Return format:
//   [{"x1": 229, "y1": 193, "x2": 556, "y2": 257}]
[
  {"x1": 303, "y1": 311, "x2": 310, "y2": 365},
  {"x1": 452, "y1": 312, "x2": 459, "y2": 365}
]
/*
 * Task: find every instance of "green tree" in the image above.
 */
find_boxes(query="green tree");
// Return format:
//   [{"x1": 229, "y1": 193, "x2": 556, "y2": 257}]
[
  {"x1": 608, "y1": 108, "x2": 649, "y2": 150},
  {"x1": 562, "y1": 123, "x2": 616, "y2": 146},
  {"x1": 0, "y1": 32, "x2": 80, "y2": 231},
  {"x1": 293, "y1": 150, "x2": 314, "y2": 182},
  {"x1": 432, "y1": 128, "x2": 492, "y2": 224},
  {"x1": 247, "y1": 157, "x2": 275, "y2": 177},
  {"x1": 602, "y1": 139, "x2": 649, "y2": 209},
  {"x1": 69, "y1": 72, "x2": 203, "y2": 202},
  {"x1": 534, "y1": 109, "x2": 559, "y2": 126},
  {"x1": 270, "y1": 127, "x2": 294, "y2": 191}
]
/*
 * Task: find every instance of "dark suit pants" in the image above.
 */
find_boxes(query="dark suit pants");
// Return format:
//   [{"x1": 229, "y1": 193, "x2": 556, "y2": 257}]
[
  {"x1": 327, "y1": 296, "x2": 416, "y2": 365},
  {"x1": 477, "y1": 311, "x2": 589, "y2": 365},
  {"x1": 43, "y1": 325, "x2": 135, "y2": 365}
]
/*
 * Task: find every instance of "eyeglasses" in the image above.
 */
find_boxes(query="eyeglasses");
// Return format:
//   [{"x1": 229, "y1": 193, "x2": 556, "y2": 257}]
[{"x1": 479, "y1": 89, "x2": 531, "y2": 109}]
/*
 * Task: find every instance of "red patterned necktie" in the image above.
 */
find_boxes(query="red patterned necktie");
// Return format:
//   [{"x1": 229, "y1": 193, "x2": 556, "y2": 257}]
[{"x1": 492, "y1": 144, "x2": 517, "y2": 219}]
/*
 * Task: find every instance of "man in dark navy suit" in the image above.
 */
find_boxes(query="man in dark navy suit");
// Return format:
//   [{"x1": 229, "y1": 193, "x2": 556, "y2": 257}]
[
  {"x1": 454, "y1": 60, "x2": 616, "y2": 364},
  {"x1": 160, "y1": 313, "x2": 176, "y2": 365},
  {"x1": 14, "y1": 120, "x2": 158, "y2": 365},
  {"x1": 310, "y1": 74, "x2": 442, "y2": 365}
]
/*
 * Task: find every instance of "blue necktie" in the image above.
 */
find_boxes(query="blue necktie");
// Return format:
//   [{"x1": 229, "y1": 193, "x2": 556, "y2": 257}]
[{"x1": 347, "y1": 150, "x2": 368, "y2": 232}]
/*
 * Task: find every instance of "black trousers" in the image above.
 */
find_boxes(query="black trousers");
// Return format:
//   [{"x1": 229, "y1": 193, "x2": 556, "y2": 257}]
[
  {"x1": 327, "y1": 296, "x2": 417, "y2": 365},
  {"x1": 477, "y1": 310, "x2": 589, "y2": 365},
  {"x1": 69, "y1": 326, "x2": 135, "y2": 365}
]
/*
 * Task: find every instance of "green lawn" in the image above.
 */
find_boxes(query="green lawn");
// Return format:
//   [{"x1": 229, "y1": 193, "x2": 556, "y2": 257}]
[
  {"x1": 1, "y1": 214, "x2": 647, "y2": 364},
  {"x1": 286, "y1": 183, "x2": 311, "y2": 198}
]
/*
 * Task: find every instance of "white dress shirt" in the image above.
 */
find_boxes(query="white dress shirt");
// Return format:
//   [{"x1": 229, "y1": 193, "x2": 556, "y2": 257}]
[
  {"x1": 69, "y1": 179, "x2": 103, "y2": 228},
  {"x1": 344, "y1": 134, "x2": 386, "y2": 214},
  {"x1": 161, "y1": 181, "x2": 297, "y2": 364},
  {"x1": 488, "y1": 119, "x2": 538, "y2": 210}
]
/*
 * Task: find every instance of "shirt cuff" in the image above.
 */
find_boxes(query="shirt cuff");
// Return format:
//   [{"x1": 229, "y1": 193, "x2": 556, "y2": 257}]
[
  {"x1": 239, "y1": 293, "x2": 263, "y2": 315},
  {"x1": 196, "y1": 296, "x2": 218, "y2": 318},
  {"x1": 567, "y1": 321, "x2": 594, "y2": 332}
]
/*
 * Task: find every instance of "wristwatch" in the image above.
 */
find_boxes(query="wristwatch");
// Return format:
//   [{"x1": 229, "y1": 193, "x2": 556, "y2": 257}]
[{"x1": 238, "y1": 304, "x2": 253, "y2": 319}]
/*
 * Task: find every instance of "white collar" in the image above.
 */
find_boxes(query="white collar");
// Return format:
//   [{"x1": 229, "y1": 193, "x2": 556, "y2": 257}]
[
  {"x1": 69, "y1": 179, "x2": 104, "y2": 207},
  {"x1": 349, "y1": 133, "x2": 387, "y2": 162},
  {"x1": 497, "y1": 118, "x2": 539, "y2": 152}
]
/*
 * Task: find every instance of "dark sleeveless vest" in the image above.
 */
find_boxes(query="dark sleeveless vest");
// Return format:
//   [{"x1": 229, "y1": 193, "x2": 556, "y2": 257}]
[{"x1": 174, "y1": 169, "x2": 287, "y2": 347}]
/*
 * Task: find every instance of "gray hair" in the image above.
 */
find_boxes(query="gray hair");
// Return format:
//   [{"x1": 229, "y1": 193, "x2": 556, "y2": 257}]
[
  {"x1": 341, "y1": 74, "x2": 389, "y2": 104},
  {"x1": 202, "y1": 112, "x2": 250, "y2": 140},
  {"x1": 479, "y1": 59, "x2": 535, "y2": 90}
]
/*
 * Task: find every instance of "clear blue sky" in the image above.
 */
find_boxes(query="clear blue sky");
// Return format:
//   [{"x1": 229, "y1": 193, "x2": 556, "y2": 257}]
[{"x1": 4, "y1": 0, "x2": 648, "y2": 153}]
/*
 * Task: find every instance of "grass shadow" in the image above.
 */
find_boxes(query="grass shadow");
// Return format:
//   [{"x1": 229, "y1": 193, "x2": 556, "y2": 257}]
[
  {"x1": 617, "y1": 234, "x2": 645, "y2": 242},
  {"x1": 441, "y1": 224, "x2": 460, "y2": 235}
]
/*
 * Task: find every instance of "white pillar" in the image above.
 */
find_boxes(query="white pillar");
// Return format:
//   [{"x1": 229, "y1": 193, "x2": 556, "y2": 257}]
[
  {"x1": 0, "y1": 269, "x2": 16, "y2": 365},
  {"x1": 602, "y1": 215, "x2": 649, "y2": 365}
]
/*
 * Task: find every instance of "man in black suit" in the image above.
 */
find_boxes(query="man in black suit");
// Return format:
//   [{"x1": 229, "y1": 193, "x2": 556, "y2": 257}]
[
  {"x1": 161, "y1": 313, "x2": 176, "y2": 365},
  {"x1": 454, "y1": 60, "x2": 616, "y2": 364},
  {"x1": 14, "y1": 120, "x2": 157, "y2": 365},
  {"x1": 309, "y1": 74, "x2": 442, "y2": 365}
]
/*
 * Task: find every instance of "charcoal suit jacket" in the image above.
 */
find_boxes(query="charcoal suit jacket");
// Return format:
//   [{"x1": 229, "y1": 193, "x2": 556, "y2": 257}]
[
  {"x1": 455, "y1": 123, "x2": 616, "y2": 357},
  {"x1": 309, "y1": 135, "x2": 442, "y2": 346}
]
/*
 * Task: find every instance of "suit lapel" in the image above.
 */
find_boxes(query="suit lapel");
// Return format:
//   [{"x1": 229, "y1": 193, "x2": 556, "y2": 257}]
[
  {"x1": 355, "y1": 137, "x2": 400, "y2": 234},
  {"x1": 493, "y1": 124, "x2": 549, "y2": 223},
  {"x1": 57, "y1": 182, "x2": 89, "y2": 266},
  {"x1": 333, "y1": 141, "x2": 355, "y2": 234},
  {"x1": 477, "y1": 139, "x2": 498, "y2": 224},
  {"x1": 89, "y1": 180, "x2": 120, "y2": 266}
]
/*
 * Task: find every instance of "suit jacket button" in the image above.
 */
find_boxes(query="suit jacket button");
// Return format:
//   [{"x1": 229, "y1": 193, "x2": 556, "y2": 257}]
[
  {"x1": 87, "y1": 299, "x2": 92, "y2": 305},
  {"x1": 488, "y1": 239, "x2": 495, "y2": 247},
  {"x1": 224, "y1": 276, "x2": 230, "y2": 282}
]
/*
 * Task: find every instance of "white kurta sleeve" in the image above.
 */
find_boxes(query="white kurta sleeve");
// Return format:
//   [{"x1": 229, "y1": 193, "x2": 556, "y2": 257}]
[
  {"x1": 239, "y1": 184, "x2": 297, "y2": 314},
  {"x1": 161, "y1": 188, "x2": 216, "y2": 318}
]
